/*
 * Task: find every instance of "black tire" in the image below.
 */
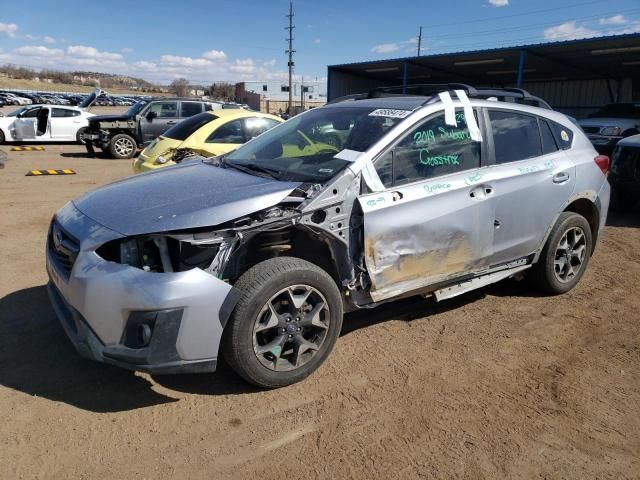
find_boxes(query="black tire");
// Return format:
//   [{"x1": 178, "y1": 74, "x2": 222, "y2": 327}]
[
  {"x1": 531, "y1": 212, "x2": 593, "y2": 295},
  {"x1": 0, "y1": 129, "x2": 5, "y2": 144},
  {"x1": 109, "y1": 133, "x2": 137, "y2": 159},
  {"x1": 222, "y1": 257, "x2": 343, "y2": 389},
  {"x1": 76, "y1": 127, "x2": 86, "y2": 144}
]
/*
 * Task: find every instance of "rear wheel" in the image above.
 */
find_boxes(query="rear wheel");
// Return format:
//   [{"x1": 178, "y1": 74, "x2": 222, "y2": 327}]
[
  {"x1": 109, "y1": 133, "x2": 137, "y2": 159},
  {"x1": 0, "y1": 129, "x2": 5, "y2": 144},
  {"x1": 531, "y1": 212, "x2": 592, "y2": 295},
  {"x1": 222, "y1": 257, "x2": 343, "y2": 388}
]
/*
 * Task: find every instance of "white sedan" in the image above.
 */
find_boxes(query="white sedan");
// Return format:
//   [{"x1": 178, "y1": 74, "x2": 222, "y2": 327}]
[{"x1": 0, "y1": 89, "x2": 100, "y2": 144}]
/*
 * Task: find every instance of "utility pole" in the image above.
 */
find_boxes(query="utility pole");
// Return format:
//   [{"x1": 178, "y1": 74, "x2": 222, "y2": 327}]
[
  {"x1": 285, "y1": 2, "x2": 295, "y2": 114},
  {"x1": 301, "y1": 76, "x2": 304, "y2": 111},
  {"x1": 417, "y1": 26, "x2": 423, "y2": 56}
]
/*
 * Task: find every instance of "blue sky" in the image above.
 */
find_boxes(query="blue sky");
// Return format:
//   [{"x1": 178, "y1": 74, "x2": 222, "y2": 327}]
[{"x1": 1, "y1": 0, "x2": 639, "y2": 84}]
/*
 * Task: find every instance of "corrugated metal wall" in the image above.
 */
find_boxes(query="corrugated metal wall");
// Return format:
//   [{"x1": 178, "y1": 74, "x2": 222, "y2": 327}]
[{"x1": 328, "y1": 68, "x2": 634, "y2": 119}]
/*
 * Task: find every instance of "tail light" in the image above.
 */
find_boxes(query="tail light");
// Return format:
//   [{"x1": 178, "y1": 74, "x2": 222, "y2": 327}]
[{"x1": 594, "y1": 155, "x2": 610, "y2": 175}]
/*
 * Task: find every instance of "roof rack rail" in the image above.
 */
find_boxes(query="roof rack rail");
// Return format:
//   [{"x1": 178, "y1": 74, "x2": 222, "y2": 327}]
[{"x1": 329, "y1": 83, "x2": 551, "y2": 109}]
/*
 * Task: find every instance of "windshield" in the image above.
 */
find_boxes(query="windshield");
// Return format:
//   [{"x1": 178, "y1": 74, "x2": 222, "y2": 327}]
[
  {"x1": 126, "y1": 100, "x2": 148, "y2": 117},
  {"x1": 164, "y1": 112, "x2": 218, "y2": 141},
  {"x1": 591, "y1": 104, "x2": 640, "y2": 119},
  {"x1": 224, "y1": 106, "x2": 407, "y2": 182}
]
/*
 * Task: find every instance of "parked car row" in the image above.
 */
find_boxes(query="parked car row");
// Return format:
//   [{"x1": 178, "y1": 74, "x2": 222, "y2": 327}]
[{"x1": 0, "y1": 89, "x2": 151, "y2": 107}]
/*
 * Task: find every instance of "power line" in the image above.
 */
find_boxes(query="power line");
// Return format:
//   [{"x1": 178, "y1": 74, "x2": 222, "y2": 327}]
[{"x1": 418, "y1": 0, "x2": 604, "y2": 29}]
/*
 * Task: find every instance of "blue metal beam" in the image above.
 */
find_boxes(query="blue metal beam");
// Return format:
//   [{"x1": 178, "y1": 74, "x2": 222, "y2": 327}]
[{"x1": 516, "y1": 49, "x2": 527, "y2": 88}]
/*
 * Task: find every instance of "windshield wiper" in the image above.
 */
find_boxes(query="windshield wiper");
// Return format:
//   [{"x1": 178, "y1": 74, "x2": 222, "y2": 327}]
[{"x1": 223, "y1": 160, "x2": 281, "y2": 180}]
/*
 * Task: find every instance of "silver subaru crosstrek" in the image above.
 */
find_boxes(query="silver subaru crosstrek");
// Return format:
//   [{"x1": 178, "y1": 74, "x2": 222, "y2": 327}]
[{"x1": 46, "y1": 85, "x2": 610, "y2": 388}]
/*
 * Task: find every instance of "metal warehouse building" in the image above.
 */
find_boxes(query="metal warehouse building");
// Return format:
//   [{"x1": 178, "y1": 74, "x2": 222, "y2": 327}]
[{"x1": 327, "y1": 33, "x2": 640, "y2": 118}]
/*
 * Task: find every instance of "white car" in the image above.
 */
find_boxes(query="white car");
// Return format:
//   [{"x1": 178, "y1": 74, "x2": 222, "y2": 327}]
[{"x1": 0, "y1": 89, "x2": 100, "y2": 144}]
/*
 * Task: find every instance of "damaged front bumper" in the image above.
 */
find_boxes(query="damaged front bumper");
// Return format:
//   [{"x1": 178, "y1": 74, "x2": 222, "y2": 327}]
[{"x1": 46, "y1": 203, "x2": 240, "y2": 374}]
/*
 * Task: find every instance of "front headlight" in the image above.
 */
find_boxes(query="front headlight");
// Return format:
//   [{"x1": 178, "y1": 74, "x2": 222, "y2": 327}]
[
  {"x1": 156, "y1": 155, "x2": 168, "y2": 164},
  {"x1": 600, "y1": 126, "x2": 621, "y2": 136}
]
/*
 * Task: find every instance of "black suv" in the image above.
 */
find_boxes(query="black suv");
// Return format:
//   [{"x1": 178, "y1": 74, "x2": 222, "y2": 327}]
[
  {"x1": 83, "y1": 98, "x2": 216, "y2": 159},
  {"x1": 609, "y1": 134, "x2": 640, "y2": 211}
]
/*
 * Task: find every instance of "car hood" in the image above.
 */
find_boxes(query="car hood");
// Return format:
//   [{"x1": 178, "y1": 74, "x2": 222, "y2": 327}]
[
  {"x1": 88, "y1": 114, "x2": 132, "y2": 124},
  {"x1": 78, "y1": 88, "x2": 104, "y2": 110},
  {"x1": 72, "y1": 160, "x2": 301, "y2": 236}
]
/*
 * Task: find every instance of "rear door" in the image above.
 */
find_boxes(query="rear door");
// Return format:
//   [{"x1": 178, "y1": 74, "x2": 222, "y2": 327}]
[
  {"x1": 484, "y1": 109, "x2": 576, "y2": 265},
  {"x1": 360, "y1": 108, "x2": 495, "y2": 302},
  {"x1": 50, "y1": 108, "x2": 78, "y2": 139},
  {"x1": 139, "y1": 101, "x2": 179, "y2": 143}
]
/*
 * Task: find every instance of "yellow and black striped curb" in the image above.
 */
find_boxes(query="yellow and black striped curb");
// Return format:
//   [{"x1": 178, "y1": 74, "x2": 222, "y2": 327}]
[
  {"x1": 26, "y1": 169, "x2": 76, "y2": 176},
  {"x1": 12, "y1": 146, "x2": 45, "y2": 151}
]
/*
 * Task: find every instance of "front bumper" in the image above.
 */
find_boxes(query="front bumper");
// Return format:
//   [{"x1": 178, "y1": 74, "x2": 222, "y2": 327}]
[{"x1": 46, "y1": 203, "x2": 239, "y2": 374}]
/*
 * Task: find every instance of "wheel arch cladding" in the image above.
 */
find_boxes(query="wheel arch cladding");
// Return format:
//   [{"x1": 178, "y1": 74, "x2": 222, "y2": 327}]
[{"x1": 564, "y1": 198, "x2": 599, "y2": 253}]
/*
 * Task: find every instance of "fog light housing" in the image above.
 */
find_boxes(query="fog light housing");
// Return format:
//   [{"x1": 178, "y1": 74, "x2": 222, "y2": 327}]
[
  {"x1": 137, "y1": 323, "x2": 152, "y2": 347},
  {"x1": 156, "y1": 155, "x2": 168, "y2": 164}
]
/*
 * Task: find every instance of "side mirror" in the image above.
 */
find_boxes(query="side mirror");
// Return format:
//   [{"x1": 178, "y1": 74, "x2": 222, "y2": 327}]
[{"x1": 146, "y1": 111, "x2": 157, "y2": 121}]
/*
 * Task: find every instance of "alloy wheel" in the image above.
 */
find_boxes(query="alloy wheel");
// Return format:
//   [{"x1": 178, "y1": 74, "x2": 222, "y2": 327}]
[
  {"x1": 554, "y1": 226, "x2": 587, "y2": 283},
  {"x1": 114, "y1": 137, "x2": 134, "y2": 157},
  {"x1": 252, "y1": 285, "x2": 330, "y2": 372}
]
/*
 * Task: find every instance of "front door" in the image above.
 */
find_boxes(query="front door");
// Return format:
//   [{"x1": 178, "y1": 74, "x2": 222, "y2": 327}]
[
  {"x1": 139, "y1": 101, "x2": 178, "y2": 144},
  {"x1": 360, "y1": 108, "x2": 494, "y2": 302},
  {"x1": 13, "y1": 106, "x2": 41, "y2": 139},
  {"x1": 484, "y1": 109, "x2": 576, "y2": 265}
]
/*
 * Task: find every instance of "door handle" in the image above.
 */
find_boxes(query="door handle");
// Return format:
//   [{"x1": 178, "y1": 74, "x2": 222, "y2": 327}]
[
  {"x1": 166, "y1": 121, "x2": 177, "y2": 125},
  {"x1": 553, "y1": 172, "x2": 570, "y2": 184}
]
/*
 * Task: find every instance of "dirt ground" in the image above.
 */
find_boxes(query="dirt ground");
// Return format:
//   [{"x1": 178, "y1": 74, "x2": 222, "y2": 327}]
[{"x1": 0, "y1": 119, "x2": 639, "y2": 480}]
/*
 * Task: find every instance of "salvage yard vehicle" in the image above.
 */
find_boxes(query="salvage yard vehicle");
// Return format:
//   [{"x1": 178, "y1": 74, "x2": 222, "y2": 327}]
[
  {"x1": 0, "y1": 89, "x2": 100, "y2": 144},
  {"x1": 133, "y1": 110, "x2": 284, "y2": 172},
  {"x1": 579, "y1": 103, "x2": 640, "y2": 155},
  {"x1": 83, "y1": 98, "x2": 219, "y2": 159},
  {"x1": 608, "y1": 134, "x2": 640, "y2": 211},
  {"x1": 46, "y1": 84, "x2": 610, "y2": 388}
]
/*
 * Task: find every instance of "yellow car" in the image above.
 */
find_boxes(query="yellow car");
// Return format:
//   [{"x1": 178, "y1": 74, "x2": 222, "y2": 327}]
[{"x1": 133, "y1": 110, "x2": 283, "y2": 173}]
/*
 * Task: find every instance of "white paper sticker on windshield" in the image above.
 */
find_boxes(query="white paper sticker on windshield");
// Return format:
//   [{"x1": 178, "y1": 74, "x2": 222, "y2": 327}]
[
  {"x1": 368, "y1": 108, "x2": 412, "y2": 119},
  {"x1": 335, "y1": 149, "x2": 362, "y2": 163}
]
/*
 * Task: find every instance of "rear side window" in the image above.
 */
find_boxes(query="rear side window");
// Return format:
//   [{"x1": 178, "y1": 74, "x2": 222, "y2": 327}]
[
  {"x1": 540, "y1": 119, "x2": 558, "y2": 155},
  {"x1": 207, "y1": 119, "x2": 244, "y2": 144},
  {"x1": 181, "y1": 102, "x2": 203, "y2": 118},
  {"x1": 244, "y1": 117, "x2": 280, "y2": 141},
  {"x1": 163, "y1": 112, "x2": 216, "y2": 141},
  {"x1": 489, "y1": 110, "x2": 542, "y2": 164},
  {"x1": 550, "y1": 120, "x2": 573, "y2": 150},
  {"x1": 51, "y1": 108, "x2": 79, "y2": 118}
]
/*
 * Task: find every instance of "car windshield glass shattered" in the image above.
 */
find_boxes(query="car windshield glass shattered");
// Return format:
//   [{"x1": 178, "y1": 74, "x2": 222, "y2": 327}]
[
  {"x1": 223, "y1": 106, "x2": 407, "y2": 182},
  {"x1": 163, "y1": 112, "x2": 218, "y2": 141}
]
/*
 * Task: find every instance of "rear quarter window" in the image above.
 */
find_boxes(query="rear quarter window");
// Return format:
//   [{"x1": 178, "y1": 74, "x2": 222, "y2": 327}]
[{"x1": 549, "y1": 120, "x2": 574, "y2": 150}]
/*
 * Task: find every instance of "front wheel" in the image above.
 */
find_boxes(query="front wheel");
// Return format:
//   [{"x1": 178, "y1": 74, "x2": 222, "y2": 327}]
[
  {"x1": 531, "y1": 212, "x2": 593, "y2": 295},
  {"x1": 109, "y1": 133, "x2": 137, "y2": 159},
  {"x1": 0, "y1": 129, "x2": 5, "y2": 144},
  {"x1": 76, "y1": 127, "x2": 86, "y2": 144},
  {"x1": 222, "y1": 257, "x2": 343, "y2": 388}
]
